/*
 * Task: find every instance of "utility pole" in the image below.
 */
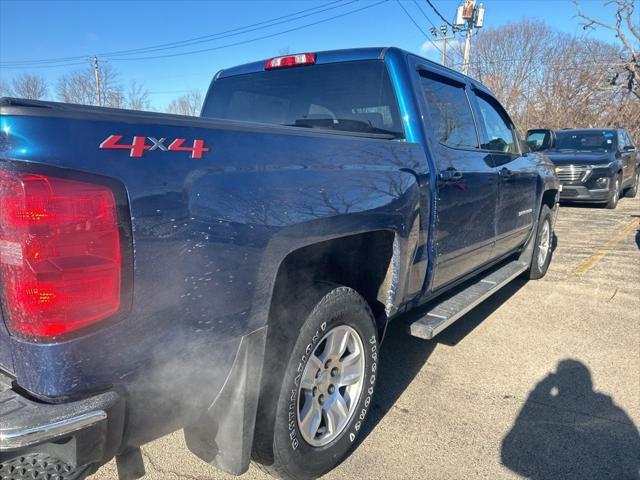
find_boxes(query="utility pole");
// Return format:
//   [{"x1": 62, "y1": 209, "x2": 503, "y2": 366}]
[
  {"x1": 456, "y1": 1, "x2": 485, "y2": 75},
  {"x1": 92, "y1": 56, "x2": 102, "y2": 107},
  {"x1": 462, "y1": 23, "x2": 473, "y2": 75},
  {"x1": 430, "y1": 25, "x2": 456, "y2": 66}
]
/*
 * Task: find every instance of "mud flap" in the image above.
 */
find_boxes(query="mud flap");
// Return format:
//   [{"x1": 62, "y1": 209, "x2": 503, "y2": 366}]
[{"x1": 184, "y1": 326, "x2": 267, "y2": 475}]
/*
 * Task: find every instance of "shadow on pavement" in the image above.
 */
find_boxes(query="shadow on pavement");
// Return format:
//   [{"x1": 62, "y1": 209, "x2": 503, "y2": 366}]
[
  {"x1": 361, "y1": 277, "x2": 527, "y2": 439},
  {"x1": 501, "y1": 359, "x2": 640, "y2": 480}
]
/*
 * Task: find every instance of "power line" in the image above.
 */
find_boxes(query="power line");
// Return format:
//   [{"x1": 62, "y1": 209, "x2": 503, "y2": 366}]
[
  {"x1": 111, "y1": 0, "x2": 390, "y2": 62},
  {"x1": 412, "y1": 0, "x2": 438, "y2": 30},
  {"x1": 425, "y1": 0, "x2": 455, "y2": 28},
  {"x1": 0, "y1": 0, "x2": 350, "y2": 67},
  {"x1": 395, "y1": 0, "x2": 445, "y2": 57},
  {"x1": 103, "y1": 0, "x2": 356, "y2": 60},
  {"x1": 0, "y1": 61, "x2": 87, "y2": 70}
]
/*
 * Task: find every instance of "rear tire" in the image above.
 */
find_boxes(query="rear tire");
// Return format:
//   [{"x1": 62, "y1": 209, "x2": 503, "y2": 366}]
[
  {"x1": 605, "y1": 176, "x2": 621, "y2": 209},
  {"x1": 253, "y1": 285, "x2": 379, "y2": 480},
  {"x1": 624, "y1": 170, "x2": 639, "y2": 198},
  {"x1": 528, "y1": 204, "x2": 553, "y2": 280}
]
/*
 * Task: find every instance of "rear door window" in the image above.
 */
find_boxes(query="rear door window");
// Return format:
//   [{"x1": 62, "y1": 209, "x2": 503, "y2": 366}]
[{"x1": 418, "y1": 73, "x2": 479, "y2": 149}]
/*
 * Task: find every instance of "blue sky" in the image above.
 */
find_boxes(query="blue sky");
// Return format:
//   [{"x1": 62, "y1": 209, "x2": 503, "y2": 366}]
[{"x1": 0, "y1": 0, "x2": 623, "y2": 110}]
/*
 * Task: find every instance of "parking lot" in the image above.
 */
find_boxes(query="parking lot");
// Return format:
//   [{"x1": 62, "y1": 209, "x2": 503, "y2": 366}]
[{"x1": 92, "y1": 195, "x2": 640, "y2": 480}]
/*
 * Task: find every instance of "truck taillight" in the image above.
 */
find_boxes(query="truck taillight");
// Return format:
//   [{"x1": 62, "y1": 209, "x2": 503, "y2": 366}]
[
  {"x1": 265, "y1": 53, "x2": 316, "y2": 70},
  {"x1": 0, "y1": 169, "x2": 121, "y2": 339}
]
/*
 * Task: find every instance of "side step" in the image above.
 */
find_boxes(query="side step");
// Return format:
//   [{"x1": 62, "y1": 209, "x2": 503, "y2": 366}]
[{"x1": 408, "y1": 260, "x2": 529, "y2": 340}]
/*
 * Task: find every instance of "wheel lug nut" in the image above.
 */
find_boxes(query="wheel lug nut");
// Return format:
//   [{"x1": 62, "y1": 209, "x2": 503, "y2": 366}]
[
  {"x1": 318, "y1": 394, "x2": 325, "y2": 405},
  {"x1": 312, "y1": 387, "x2": 318, "y2": 397},
  {"x1": 315, "y1": 369, "x2": 321, "y2": 379},
  {"x1": 324, "y1": 360, "x2": 331, "y2": 369},
  {"x1": 328, "y1": 384, "x2": 335, "y2": 394},
  {"x1": 331, "y1": 367, "x2": 338, "y2": 377}
]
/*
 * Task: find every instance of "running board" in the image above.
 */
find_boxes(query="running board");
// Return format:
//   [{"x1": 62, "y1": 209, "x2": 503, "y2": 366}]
[{"x1": 408, "y1": 260, "x2": 529, "y2": 340}]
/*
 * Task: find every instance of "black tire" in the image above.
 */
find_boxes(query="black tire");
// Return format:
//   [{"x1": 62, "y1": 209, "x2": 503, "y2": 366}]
[
  {"x1": 624, "y1": 170, "x2": 639, "y2": 198},
  {"x1": 528, "y1": 204, "x2": 553, "y2": 280},
  {"x1": 253, "y1": 285, "x2": 379, "y2": 480},
  {"x1": 605, "y1": 175, "x2": 621, "y2": 209}
]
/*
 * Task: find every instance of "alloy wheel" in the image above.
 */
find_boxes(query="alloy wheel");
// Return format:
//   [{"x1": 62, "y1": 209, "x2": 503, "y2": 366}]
[
  {"x1": 296, "y1": 325, "x2": 365, "y2": 447},
  {"x1": 537, "y1": 218, "x2": 551, "y2": 270}
]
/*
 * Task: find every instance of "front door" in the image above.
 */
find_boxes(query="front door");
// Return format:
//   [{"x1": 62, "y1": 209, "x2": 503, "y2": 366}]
[{"x1": 416, "y1": 70, "x2": 499, "y2": 291}]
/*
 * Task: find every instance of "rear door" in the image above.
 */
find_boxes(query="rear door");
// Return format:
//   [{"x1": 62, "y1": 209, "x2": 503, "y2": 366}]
[
  {"x1": 471, "y1": 89, "x2": 537, "y2": 258},
  {"x1": 416, "y1": 69, "x2": 499, "y2": 291}
]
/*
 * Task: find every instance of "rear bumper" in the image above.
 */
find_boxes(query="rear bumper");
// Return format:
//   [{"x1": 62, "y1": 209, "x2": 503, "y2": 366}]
[
  {"x1": 559, "y1": 185, "x2": 610, "y2": 203},
  {"x1": 0, "y1": 372, "x2": 124, "y2": 474}
]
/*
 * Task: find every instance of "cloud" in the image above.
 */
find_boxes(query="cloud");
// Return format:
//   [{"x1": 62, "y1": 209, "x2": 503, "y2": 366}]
[{"x1": 420, "y1": 40, "x2": 439, "y2": 54}]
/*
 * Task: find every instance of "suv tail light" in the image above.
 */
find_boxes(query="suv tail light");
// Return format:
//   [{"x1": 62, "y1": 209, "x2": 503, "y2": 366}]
[{"x1": 0, "y1": 169, "x2": 121, "y2": 339}]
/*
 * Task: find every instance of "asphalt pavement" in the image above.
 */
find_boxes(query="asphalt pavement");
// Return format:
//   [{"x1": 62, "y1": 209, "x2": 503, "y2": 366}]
[{"x1": 91, "y1": 194, "x2": 640, "y2": 480}]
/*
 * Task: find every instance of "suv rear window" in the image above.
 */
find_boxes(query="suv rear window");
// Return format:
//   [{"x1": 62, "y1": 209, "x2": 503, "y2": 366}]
[{"x1": 202, "y1": 60, "x2": 404, "y2": 138}]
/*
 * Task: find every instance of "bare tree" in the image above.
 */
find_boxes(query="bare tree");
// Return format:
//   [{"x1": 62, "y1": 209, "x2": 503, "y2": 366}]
[
  {"x1": 454, "y1": 18, "x2": 639, "y2": 140},
  {"x1": 0, "y1": 79, "x2": 10, "y2": 97},
  {"x1": 57, "y1": 63, "x2": 123, "y2": 107},
  {"x1": 461, "y1": 19, "x2": 552, "y2": 121},
  {"x1": 166, "y1": 90, "x2": 203, "y2": 116},
  {"x1": 4, "y1": 73, "x2": 48, "y2": 99},
  {"x1": 575, "y1": 0, "x2": 640, "y2": 98},
  {"x1": 126, "y1": 81, "x2": 151, "y2": 110}
]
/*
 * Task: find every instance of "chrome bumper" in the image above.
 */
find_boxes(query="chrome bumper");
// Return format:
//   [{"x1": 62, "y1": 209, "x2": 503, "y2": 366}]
[
  {"x1": 0, "y1": 372, "x2": 123, "y2": 468},
  {"x1": 1, "y1": 410, "x2": 107, "y2": 450}
]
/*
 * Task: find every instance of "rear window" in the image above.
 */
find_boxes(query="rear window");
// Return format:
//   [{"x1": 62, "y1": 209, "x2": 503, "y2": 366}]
[
  {"x1": 202, "y1": 60, "x2": 404, "y2": 138},
  {"x1": 554, "y1": 131, "x2": 617, "y2": 152}
]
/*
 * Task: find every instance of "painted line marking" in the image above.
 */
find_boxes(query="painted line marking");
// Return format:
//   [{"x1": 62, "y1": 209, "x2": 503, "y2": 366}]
[{"x1": 574, "y1": 218, "x2": 639, "y2": 274}]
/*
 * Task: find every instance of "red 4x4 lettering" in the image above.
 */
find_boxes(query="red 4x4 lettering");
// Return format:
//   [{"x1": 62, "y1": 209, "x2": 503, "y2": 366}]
[
  {"x1": 167, "y1": 138, "x2": 209, "y2": 159},
  {"x1": 99, "y1": 135, "x2": 209, "y2": 159}
]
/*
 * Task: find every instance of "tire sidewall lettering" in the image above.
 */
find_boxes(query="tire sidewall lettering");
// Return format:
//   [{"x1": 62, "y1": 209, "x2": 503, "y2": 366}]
[{"x1": 347, "y1": 334, "x2": 377, "y2": 443}]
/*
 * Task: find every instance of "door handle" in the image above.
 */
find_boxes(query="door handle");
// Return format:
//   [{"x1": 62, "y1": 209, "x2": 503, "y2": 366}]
[
  {"x1": 439, "y1": 169, "x2": 463, "y2": 182},
  {"x1": 499, "y1": 167, "x2": 514, "y2": 177}
]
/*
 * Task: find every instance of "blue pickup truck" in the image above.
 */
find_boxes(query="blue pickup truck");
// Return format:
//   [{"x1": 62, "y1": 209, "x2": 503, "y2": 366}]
[{"x1": 0, "y1": 48, "x2": 559, "y2": 480}]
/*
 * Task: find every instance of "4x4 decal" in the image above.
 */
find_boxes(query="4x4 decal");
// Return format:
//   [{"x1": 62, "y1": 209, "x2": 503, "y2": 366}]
[{"x1": 99, "y1": 135, "x2": 209, "y2": 159}]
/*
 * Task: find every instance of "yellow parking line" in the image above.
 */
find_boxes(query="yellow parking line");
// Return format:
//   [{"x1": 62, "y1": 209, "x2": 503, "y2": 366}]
[{"x1": 575, "y1": 218, "x2": 640, "y2": 274}]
